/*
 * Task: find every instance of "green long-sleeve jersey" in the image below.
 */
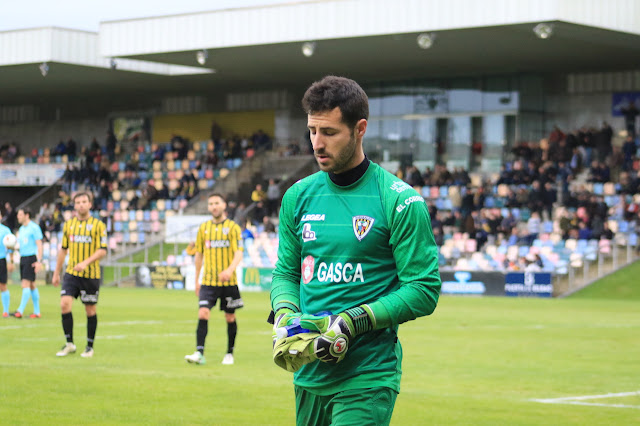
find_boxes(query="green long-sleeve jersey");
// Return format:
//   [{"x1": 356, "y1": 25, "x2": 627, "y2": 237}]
[{"x1": 271, "y1": 161, "x2": 441, "y2": 395}]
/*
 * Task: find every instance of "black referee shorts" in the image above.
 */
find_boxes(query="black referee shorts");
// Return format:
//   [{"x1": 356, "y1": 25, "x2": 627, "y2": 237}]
[
  {"x1": 0, "y1": 258, "x2": 7, "y2": 284},
  {"x1": 20, "y1": 255, "x2": 37, "y2": 282}
]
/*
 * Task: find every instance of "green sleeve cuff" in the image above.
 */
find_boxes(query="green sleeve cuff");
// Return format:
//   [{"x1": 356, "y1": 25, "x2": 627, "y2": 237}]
[
  {"x1": 272, "y1": 299, "x2": 300, "y2": 313},
  {"x1": 366, "y1": 300, "x2": 393, "y2": 329}
]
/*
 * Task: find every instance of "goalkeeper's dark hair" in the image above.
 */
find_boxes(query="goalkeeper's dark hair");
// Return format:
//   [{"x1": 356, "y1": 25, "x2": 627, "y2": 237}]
[{"x1": 302, "y1": 76, "x2": 369, "y2": 131}]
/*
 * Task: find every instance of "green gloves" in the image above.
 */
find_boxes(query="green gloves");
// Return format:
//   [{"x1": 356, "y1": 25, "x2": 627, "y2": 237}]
[
  {"x1": 272, "y1": 308, "x2": 316, "y2": 373},
  {"x1": 272, "y1": 333, "x2": 318, "y2": 372},
  {"x1": 298, "y1": 305, "x2": 375, "y2": 364},
  {"x1": 272, "y1": 309, "x2": 301, "y2": 346},
  {"x1": 271, "y1": 305, "x2": 375, "y2": 370}
]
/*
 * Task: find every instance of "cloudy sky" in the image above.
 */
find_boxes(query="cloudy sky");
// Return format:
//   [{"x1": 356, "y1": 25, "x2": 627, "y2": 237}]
[{"x1": 1, "y1": 0, "x2": 291, "y2": 32}]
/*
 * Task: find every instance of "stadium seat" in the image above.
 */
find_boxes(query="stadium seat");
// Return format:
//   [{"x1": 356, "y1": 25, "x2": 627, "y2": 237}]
[
  {"x1": 569, "y1": 253, "x2": 583, "y2": 268},
  {"x1": 603, "y1": 182, "x2": 616, "y2": 196},
  {"x1": 565, "y1": 239, "x2": 577, "y2": 251},
  {"x1": 618, "y1": 221, "x2": 629, "y2": 233},
  {"x1": 598, "y1": 239, "x2": 612, "y2": 255}
]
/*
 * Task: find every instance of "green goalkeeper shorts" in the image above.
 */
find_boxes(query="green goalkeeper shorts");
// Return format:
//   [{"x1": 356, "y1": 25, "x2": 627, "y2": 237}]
[{"x1": 295, "y1": 386, "x2": 398, "y2": 426}]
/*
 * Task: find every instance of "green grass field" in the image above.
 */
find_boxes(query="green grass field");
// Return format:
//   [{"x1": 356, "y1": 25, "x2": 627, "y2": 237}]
[{"x1": 2, "y1": 262, "x2": 639, "y2": 425}]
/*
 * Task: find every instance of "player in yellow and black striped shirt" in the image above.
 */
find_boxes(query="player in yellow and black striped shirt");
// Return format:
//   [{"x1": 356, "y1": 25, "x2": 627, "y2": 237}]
[
  {"x1": 185, "y1": 193, "x2": 244, "y2": 366},
  {"x1": 52, "y1": 192, "x2": 107, "y2": 358}
]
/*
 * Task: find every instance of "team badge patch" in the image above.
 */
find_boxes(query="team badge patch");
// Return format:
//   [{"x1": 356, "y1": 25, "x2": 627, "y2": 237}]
[
  {"x1": 352, "y1": 216, "x2": 375, "y2": 241},
  {"x1": 302, "y1": 256, "x2": 315, "y2": 284}
]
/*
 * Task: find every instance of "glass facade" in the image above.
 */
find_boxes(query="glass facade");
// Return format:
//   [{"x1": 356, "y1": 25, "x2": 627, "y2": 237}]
[{"x1": 363, "y1": 75, "x2": 543, "y2": 173}]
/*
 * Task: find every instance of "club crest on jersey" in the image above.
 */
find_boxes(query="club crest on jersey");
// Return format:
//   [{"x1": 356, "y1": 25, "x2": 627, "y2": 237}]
[
  {"x1": 302, "y1": 256, "x2": 315, "y2": 284},
  {"x1": 352, "y1": 216, "x2": 375, "y2": 241},
  {"x1": 222, "y1": 227, "x2": 229, "y2": 235},
  {"x1": 86, "y1": 224, "x2": 93, "y2": 231}
]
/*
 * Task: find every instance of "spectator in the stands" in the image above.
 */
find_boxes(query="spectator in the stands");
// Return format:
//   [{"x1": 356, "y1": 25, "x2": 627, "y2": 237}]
[
  {"x1": 261, "y1": 215, "x2": 276, "y2": 234},
  {"x1": 577, "y1": 221, "x2": 593, "y2": 240},
  {"x1": 266, "y1": 179, "x2": 281, "y2": 217},
  {"x1": 53, "y1": 139, "x2": 67, "y2": 156},
  {"x1": 622, "y1": 134, "x2": 637, "y2": 172},
  {"x1": 251, "y1": 184, "x2": 267, "y2": 204},
  {"x1": 106, "y1": 129, "x2": 117, "y2": 161},
  {"x1": 63, "y1": 137, "x2": 76, "y2": 160},
  {"x1": 2, "y1": 202, "x2": 18, "y2": 232},
  {"x1": 404, "y1": 165, "x2": 424, "y2": 188}
]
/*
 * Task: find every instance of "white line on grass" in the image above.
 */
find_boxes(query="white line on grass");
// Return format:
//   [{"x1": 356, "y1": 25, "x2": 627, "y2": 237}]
[
  {"x1": 0, "y1": 319, "x2": 193, "y2": 330},
  {"x1": 532, "y1": 391, "x2": 640, "y2": 409},
  {"x1": 21, "y1": 332, "x2": 194, "y2": 341}
]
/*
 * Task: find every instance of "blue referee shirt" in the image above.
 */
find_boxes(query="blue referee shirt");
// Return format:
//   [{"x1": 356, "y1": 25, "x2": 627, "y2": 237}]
[
  {"x1": 0, "y1": 223, "x2": 11, "y2": 259},
  {"x1": 18, "y1": 221, "x2": 43, "y2": 257}
]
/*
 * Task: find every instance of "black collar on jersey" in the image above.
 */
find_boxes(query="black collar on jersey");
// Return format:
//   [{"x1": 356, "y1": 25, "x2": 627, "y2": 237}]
[{"x1": 329, "y1": 156, "x2": 370, "y2": 187}]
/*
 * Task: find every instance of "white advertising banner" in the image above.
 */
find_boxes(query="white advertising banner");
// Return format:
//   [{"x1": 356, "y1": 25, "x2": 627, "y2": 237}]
[
  {"x1": 164, "y1": 215, "x2": 209, "y2": 243},
  {"x1": 0, "y1": 164, "x2": 67, "y2": 186}
]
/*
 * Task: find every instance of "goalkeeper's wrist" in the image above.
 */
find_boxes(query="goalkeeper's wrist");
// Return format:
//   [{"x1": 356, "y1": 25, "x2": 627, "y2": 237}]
[{"x1": 342, "y1": 305, "x2": 375, "y2": 336}]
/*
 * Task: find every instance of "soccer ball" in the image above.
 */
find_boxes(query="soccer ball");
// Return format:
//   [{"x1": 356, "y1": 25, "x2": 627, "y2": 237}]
[{"x1": 3, "y1": 233, "x2": 17, "y2": 250}]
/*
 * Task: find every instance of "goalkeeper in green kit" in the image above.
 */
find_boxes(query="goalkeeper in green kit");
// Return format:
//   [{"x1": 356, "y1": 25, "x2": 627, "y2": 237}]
[{"x1": 270, "y1": 75, "x2": 441, "y2": 425}]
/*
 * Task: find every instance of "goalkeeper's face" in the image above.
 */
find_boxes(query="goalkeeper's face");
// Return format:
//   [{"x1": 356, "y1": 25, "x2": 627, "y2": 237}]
[{"x1": 308, "y1": 107, "x2": 367, "y2": 175}]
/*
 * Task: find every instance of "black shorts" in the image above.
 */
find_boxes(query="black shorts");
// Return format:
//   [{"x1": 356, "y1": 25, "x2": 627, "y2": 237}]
[
  {"x1": 20, "y1": 255, "x2": 37, "y2": 282},
  {"x1": 0, "y1": 258, "x2": 7, "y2": 284},
  {"x1": 198, "y1": 285, "x2": 244, "y2": 313},
  {"x1": 61, "y1": 273, "x2": 101, "y2": 305}
]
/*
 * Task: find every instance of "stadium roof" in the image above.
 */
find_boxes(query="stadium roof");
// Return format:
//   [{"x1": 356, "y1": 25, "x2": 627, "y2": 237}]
[{"x1": 1, "y1": 0, "x2": 640, "y2": 105}]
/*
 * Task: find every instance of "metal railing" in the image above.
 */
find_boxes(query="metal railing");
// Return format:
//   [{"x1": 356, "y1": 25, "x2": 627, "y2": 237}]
[{"x1": 556, "y1": 239, "x2": 639, "y2": 297}]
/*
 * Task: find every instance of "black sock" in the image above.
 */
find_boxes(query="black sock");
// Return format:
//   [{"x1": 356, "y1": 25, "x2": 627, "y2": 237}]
[
  {"x1": 227, "y1": 321, "x2": 237, "y2": 354},
  {"x1": 62, "y1": 312, "x2": 73, "y2": 343},
  {"x1": 196, "y1": 319, "x2": 208, "y2": 354},
  {"x1": 87, "y1": 315, "x2": 97, "y2": 348}
]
